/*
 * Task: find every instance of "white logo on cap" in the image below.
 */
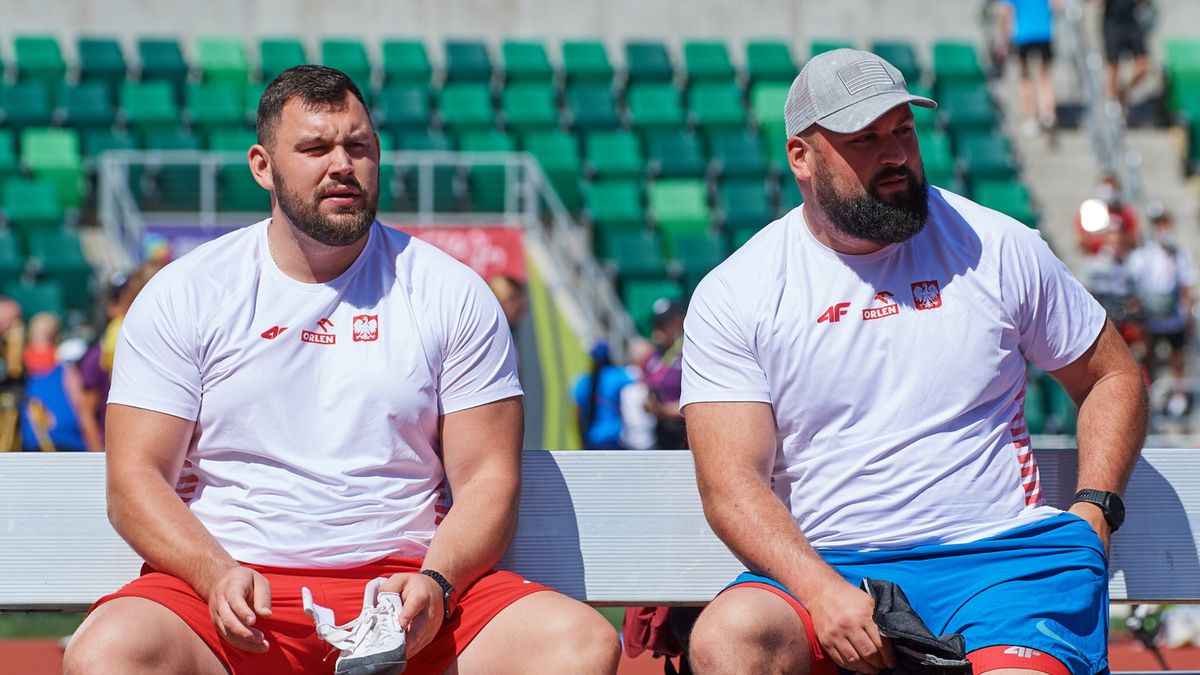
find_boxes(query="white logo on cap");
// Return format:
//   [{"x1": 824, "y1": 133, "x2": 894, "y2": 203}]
[{"x1": 837, "y1": 60, "x2": 895, "y2": 95}]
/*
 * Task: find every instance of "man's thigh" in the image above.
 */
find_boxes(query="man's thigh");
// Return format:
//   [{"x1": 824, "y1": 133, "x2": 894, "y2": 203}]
[{"x1": 66, "y1": 596, "x2": 227, "y2": 675}]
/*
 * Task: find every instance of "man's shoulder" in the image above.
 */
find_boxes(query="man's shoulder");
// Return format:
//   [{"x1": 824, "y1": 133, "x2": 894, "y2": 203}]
[
  {"x1": 375, "y1": 224, "x2": 484, "y2": 288},
  {"x1": 156, "y1": 220, "x2": 266, "y2": 285},
  {"x1": 930, "y1": 186, "x2": 1044, "y2": 251},
  {"x1": 699, "y1": 213, "x2": 792, "y2": 296}
]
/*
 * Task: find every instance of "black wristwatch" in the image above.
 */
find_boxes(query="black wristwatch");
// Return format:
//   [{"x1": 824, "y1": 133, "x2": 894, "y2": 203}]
[
  {"x1": 420, "y1": 569, "x2": 456, "y2": 620},
  {"x1": 1073, "y1": 489, "x2": 1126, "y2": 533}
]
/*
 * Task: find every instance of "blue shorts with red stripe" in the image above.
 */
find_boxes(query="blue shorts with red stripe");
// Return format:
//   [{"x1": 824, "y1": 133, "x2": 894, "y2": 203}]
[{"x1": 727, "y1": 512, "x2": 1110, "y2": 674}]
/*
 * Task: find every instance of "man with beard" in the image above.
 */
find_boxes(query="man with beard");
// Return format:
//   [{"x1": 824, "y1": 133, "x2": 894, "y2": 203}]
[
  {"x1": 680, "y1": 50, "x2": 1146, "y2": 675},
  {"x1": 63, "y1": 66, "x2": 619, "y2": 675}
]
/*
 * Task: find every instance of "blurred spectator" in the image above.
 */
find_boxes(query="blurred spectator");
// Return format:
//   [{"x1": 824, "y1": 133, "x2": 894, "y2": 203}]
[
  {"x1": 619, "y1": 337, "x2": 658, "y2": 450},
  {"x1": 78, "y1": 262, "x2": 163, "y2": 449},
  {"x1": 644, "y1": 299, "x2": 687, "y2": 449},
  {"x1": 997, "y1": 0, "x2": 1059, "y2": 137},
  {"x1": 1128, "y1": 209, "x2": 1195, "y2": 416},
  {"x1": 487, "y1": 274, "x2": 529, "y2": 332},
  {"x1": 573, "y1": 341, "x2": 635, "y2": 449},
  {"x1": 1083, "y1": 227, "x2": 1142, "y2": 346},
  {"x1": 21, "y1": 312, "x2": 90, "y2": 452},
  {"x1": 1097, "y1": 0, "x2": 1153, "y2": 108},
  {"x1": 1074, "y1": 174, "x2": 1141, "y2": 253},
  {"x1": 0, "y1": 298, "x2": 24, "y2": 451}
]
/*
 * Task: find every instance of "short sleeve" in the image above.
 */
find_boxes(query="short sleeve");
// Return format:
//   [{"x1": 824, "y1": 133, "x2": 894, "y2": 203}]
[
  {"x1": 437, "y1": 273, "x2": 523, "y2": 415},
  {"x1": 1010, "y1": 229, "x2": 1107, "y2": 371},
  {"x1": 107, "y1": 273, "x2": 203, "y2": 420},
  {"x1": 680, "y1": 272, "x2": 772, "y2": 408}
]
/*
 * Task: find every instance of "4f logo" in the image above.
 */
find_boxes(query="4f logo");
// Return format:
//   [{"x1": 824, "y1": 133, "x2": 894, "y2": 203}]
[
  {"x1": 911, "y1": 280, "x2": 942, "y2": 310},
  {"x1": 817, "y1": 302, "x2": 851, "y2": 324},
  {"x1": 260, "y1": 326, "x2": 287, "y2": 340},
  {"x1": 1003, "y1": 646, "x2": 1042, "y2": 659}
]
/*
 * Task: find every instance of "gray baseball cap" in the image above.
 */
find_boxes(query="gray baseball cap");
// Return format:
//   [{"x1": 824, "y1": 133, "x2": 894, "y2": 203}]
[{"x1": 784, "y1": 48, "x2": 936, "y2": 137}]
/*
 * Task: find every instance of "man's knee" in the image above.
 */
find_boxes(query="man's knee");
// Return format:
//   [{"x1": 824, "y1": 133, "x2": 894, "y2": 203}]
[
  {"x1": 63, "y1": 599, "x2": 221, "y2": 675},
  {"x1": 538, "y1": 604, "x2": 620, "y2": 671},
  {"x1": 689, "y1": 591, "x2": 811, "y2": 674}
]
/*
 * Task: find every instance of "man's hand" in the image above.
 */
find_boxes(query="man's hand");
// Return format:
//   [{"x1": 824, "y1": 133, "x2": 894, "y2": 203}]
[
  {"x1": 805, "y1": 581, "x2": 896, "y2": 675},
  {"x1": 382, "y1": 573, "x2": 445, "y2": 657},
  {"x1": 207, "y1": 566, "x2": 272, "y2": 653},
  {"x1": 1069, "y1": 501, "x2": 1113, "y2": 553}
]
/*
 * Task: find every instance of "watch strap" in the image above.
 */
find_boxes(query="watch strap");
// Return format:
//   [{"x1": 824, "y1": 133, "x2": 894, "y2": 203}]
[{"x1": 420, "y1": 569, "x2": 455, "y2": 619}]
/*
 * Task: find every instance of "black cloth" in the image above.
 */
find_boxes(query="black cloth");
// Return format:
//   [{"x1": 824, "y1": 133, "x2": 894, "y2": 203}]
[{"x1": 861, "y1": 578, "x2": 973, "y2": 675}]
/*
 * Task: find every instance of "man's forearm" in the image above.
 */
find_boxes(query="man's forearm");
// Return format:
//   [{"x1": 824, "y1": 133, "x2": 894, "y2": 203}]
[
  {"x1": 420, "y1": 472, "x2": 519, "y2": 589},
  {"x1": 1073, "y1": 367, "x2": 1147, "y2": 494}
]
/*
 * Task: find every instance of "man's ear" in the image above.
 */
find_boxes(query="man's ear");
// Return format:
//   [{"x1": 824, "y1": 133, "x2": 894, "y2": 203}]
[
  {"x1": 787, "y1": 134, "x2": 816, "y2": 183},
  {"x1": 248, "y1": 144, "x2": 274, "y2": 191}
]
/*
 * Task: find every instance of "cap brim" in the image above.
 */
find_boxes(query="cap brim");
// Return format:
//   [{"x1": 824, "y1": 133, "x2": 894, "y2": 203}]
[{"x1": 815, "y1": 91, "x2": 937, "y2": 134}]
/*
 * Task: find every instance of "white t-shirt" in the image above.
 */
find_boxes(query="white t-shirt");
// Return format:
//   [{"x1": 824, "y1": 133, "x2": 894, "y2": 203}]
[
  {"x1": 681, "y1": 188, "x2": 1105, "y2": 551},
  {"x1": 110, "y1": 220, "x2": 522, "y2": 568}
]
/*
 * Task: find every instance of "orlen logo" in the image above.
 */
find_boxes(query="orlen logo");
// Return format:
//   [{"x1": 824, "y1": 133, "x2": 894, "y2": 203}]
[
  {"x1": 862, "y1": 291, "x2": 899, "y2": 321},
  {"x1": 301, "y1": 317, "x2": 336, "y2": 345},
  {"x1": 817, "y1": 302, "x2": 851, "y2": 324},
  {"x1": 911, "y1": 280, "x2": 942, "y2": 311}
]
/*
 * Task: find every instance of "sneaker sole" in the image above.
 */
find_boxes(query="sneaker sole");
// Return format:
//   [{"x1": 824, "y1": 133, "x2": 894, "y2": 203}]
[{"x1": 334, "y1": 644, "x2": 407, "y2": 675}]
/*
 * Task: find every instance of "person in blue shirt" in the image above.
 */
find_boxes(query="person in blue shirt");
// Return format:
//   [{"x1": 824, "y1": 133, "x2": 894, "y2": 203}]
[
  {"x1": 573, "y1": 341, "x2": 635, "y2": 450},
  {"x1": 999, "y1": 0, "x2": 1059, "y2": 137}
]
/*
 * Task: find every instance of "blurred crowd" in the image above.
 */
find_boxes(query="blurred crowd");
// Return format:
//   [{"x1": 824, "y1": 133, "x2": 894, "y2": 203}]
[{"x1": 0, "y1": 260, "x2": 162, "y2": 453}]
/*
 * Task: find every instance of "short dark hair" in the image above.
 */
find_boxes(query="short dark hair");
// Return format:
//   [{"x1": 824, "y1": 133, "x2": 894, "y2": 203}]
[{"x1": 256, "y1": 65, "x2": 370, "y2": 147}]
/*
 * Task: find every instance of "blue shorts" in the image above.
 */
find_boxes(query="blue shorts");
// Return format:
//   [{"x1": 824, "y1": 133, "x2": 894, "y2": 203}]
[{"x1": 728, "y1": 512, "x2": 1109, "y2": 674}]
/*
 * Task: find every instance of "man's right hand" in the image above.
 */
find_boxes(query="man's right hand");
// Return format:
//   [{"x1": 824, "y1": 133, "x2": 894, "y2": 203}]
[
  {"x1": 207, "y1": 566, "x2": 273, "y2": 653},
  {"x1": 806, "y1": 581, "x2": 896, "y2": 674}
]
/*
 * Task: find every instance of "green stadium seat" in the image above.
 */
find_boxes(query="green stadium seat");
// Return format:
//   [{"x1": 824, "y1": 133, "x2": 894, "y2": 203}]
[
  {"x1": 918, "y1": 129, "x2": 955, "y2": 178},
  {"x1": 244, "y1": 81, "x2": 267, "y2": 121},
  {"x1": 956, "y1": 132, "x2": 1016, "y2": 183},
  {"x1": 811, "y1": 39, "x2": 855, "y2": 57},
  {"x1": 14, "y1": 36, "x2": 67, "y2": 93},
  {"x1": 1043, "y1": 372, "x2": 1077, "y2": 435},
  {"x1": 259, "y1": 38, "x2": 308, "y2": 82},
  {"x1": 444, "y1": 41, "x2": 493, "y2": 83},
  {"x1": 187, "y1": 82, "x2": 247, "y2": 140},
  {"x1": 439, "y1": 84, "x2": 496, "y2": 133},
  {"x1": 910, "y1": 83, "x2": 938, "y2": 130},
  {"x1": 872, "y1": 40, "x2": 921, "y2": 85},
  {"x1": 4, "y1": 281, "x2": 64, "y2": 320},
  {"x1": 141, "y1": 129, "x2": 203, "y2": 210},
  {"x1": 397, "y1": 131, "x2": 458, "y2": 211},
  {"x1": 0, "y1": 234, "x2": 25, "y2": 289},
  {"x1": 649, "y1": 179, "x2": 711, "y2": 254},
  {"x1": 622, "y1": 278, "x2": 683, "y2": 336},
  {"x1": 83, "y1": 128, "x2": 139, "y2": 158},
  {"x1": 925, "y1": 168, "x2": 967, "y2": 196},
  {"x1": 746, "y1": 41, "x2": 797, "y2": 85},
  {"x1": 58, "y1": 83, "x2": 116, "y2": 129},
  {"x1": 2, "y1": 178, "x2": 64, "y2": 239},
  {"x1": 502, "y1": 41, "x2": 553, "y2": 83},
  {"x1": 196, "y1": 36, "x2": 250, "y2": 85},
  {"x1": 1165, "y1": 39, "x2": 1200, "y2": 113},
  {"x1": 565, "y1": 85, "x2": 621, "y2": 131},
  {"x1": 689, "y1": 83, "x2": 748, "y2": 135},
  {"x1": 562, "y1": 41, "x2": 614, "y2": 85},
  {"x1": 627, "y1": 83, "x2": 686, "y2": 131},
  {"x1": 584, "y1": 130, "x2": 643, "y2": 179},
  {"x1": 376, "y1": 84, "x2": 432, "y2": 133},
  {"x1": 718, "y1": 178, "x2": 773, "y2": 230},
  {"x1": 501, "y1": 83, "x2": 558, "y2": 135},
  {"x1": 137, "y1": 39, "x2": 189, "y2": 102},
  {"x1": 683, "y1": 42, "x2": 735, "y2": 84},
  {"x1": 523, "y1": 130, "x2": 582, "y2": 211},
  {"x1": 586, "y1": 180, "x2": 645, "y2": 233},
  {"x1": 21, "y1": 128, "x2": 85, "y2": 208},
  {"x1": 120, "y1": 81, "x2": 181, "y2": 138},
  {"x1": 710, "y1": 131, "x2": 769, "y2": 178},
  {"x1": 382, "y1": 40, "x2": 432, "y2": 85},
  {"x1": 0, "y1": 131, "x2": 18, "y2": 184},
  {"x1": 938, "y1": 83, "x2": 996, "y2": 133},
  {"x1": 598, "y1": 228, "x2": 664, "y2": 281},
  {"x1": 672, "y1": 232, "x2": 729, "y2": 292},
  {"x1": 321, "y1": 39, "x2": 373, "y2": 99},
  {"x1": 973, "y1": 179, "x2": 1037, "y2": 228},
  {"x1": 625, "y1": 42, "x2": 674, "y2": 84},
  {"x1": 77, "y1": 38, "x2": 128, "y2": 99},
  {"x1": 645, "y1": 131, "x2": 707, "y2": 179},
  {"x1": 460, "y1": 130, "x2": 516, "y2": 212},
  {"x1": 0, "y1": 83, "x2": 54, "y2": 130},
  {"x1": 777, "y1": 174, "x2": 802, "y2": 215},
  {"x1": 750, "y1": 82, "x2": 790, "y2": 128},
  {"x1": 28, "y1": 231, "x2": 91, "y2": 311},
  {"x1": 208, "y1": 129, "x2": 267, "y2": 212},
  {"x1": 731, "y1": 225, "x2": 760, "y2": 249},
  {"x1": 932, "y1": 41, "x2": 985, "y2": 89}
]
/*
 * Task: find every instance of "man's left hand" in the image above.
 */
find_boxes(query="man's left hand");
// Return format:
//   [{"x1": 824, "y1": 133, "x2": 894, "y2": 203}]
[
  {"x1": 381, "y1": 573, "x2": 446, "y2": 657},
  {"x1": 1068, "y1": 501, "x2": 1112, "y2": 553}
]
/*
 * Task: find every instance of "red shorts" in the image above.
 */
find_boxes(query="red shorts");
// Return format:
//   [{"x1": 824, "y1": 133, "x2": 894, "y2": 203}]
[
  {"x1": 731, "y1": 582, "x2": 1069, "y2": 675},
  {"x1": 91, "y1": 557, "x2": 549, "y2": 675}
]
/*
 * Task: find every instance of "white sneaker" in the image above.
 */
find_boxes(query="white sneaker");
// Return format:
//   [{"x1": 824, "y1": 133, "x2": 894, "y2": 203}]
[{"x1": 302, "y1": 577, "x2": 407, "y2": 675}]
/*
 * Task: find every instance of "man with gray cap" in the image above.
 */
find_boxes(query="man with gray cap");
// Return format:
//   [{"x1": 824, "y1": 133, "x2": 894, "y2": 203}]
[{"x1": 681, "y1": 49, "x2": 1146, "y2": 675}]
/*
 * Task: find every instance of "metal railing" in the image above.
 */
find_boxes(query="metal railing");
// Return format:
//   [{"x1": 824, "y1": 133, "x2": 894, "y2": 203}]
[{"x1": 96, "y1": 149, "x2": 635, "y2": 354}]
